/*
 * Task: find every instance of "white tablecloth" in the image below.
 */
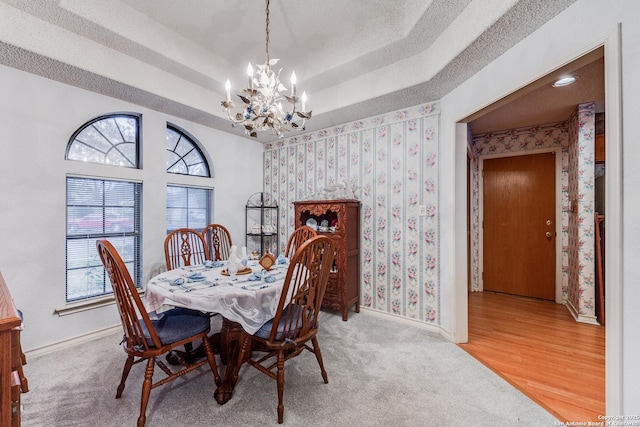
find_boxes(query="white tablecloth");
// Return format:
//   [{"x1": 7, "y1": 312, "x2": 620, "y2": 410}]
[{"x1": 145, "y1": 261, "x2": 289, "y2": 335}]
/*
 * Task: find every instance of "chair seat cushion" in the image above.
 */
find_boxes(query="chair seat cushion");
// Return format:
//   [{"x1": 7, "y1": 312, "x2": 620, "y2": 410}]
[
  {"x1": 144, "y1": 307, "x2": 210, "y2": 347},
  {"x1": 254, "y1": 305, "x2": 304, "y2": 340}
]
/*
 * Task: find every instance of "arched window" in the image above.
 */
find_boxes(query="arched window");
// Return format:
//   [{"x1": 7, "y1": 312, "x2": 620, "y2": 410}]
[
  {"x1": 66, "y1": 113, "x2": 140, "y2": 168},
  {"x1": 165, "y1": 124, "x2": 213, "y2": 233},
  {"x1": 65, "y1": 113, "x2": 142, "y2": 303},
  {"x1": 166, "y1": 124, "x2": 210, "y2": 177}
]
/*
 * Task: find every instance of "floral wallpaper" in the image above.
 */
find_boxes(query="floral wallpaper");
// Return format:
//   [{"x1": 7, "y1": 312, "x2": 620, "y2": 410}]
[
  {"x1": 264, "y1": 102, "x2": 441, "y2": 324},
  {"x1": 470, "y1": 103, "x2": 598, "y2": 324},
  {"x1": 470, "y1": 122, "x2": 570, "y2": 299},
  {"x1": 567, "y1": 102, "x2": 596, "y2": 322}
]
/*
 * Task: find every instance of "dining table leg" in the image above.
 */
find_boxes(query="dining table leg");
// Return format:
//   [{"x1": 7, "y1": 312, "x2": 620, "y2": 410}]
[{"x1": 213, "y1": 317, "x2": 251, "y2": 405}]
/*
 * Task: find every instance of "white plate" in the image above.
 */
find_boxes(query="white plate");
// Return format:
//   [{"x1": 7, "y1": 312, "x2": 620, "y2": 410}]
[{"x1": 306, "y1": 218, "x2": 317, "y2": 227}]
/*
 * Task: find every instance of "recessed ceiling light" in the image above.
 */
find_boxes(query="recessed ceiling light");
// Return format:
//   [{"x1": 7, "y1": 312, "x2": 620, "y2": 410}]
[{"x1": 552, "y1": 76, "x2": 578, "y2": 87}]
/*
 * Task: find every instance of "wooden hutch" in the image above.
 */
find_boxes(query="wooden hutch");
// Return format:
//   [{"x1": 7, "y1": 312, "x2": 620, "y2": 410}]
[
  {"x1": 293, "y1": 199, "x2": 360, "y2": 320},
  {"x1": 0, "y1": 272, "x2": 26, "y2": 426}
]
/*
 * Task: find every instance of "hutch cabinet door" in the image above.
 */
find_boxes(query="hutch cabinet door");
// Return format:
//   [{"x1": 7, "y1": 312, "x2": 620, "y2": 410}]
[{"x1": 293, "y1": 200, "x2": 360, "y2": 320}]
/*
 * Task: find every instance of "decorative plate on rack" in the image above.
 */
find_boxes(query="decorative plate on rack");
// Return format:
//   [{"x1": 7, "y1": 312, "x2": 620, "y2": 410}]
[{"x1": 306, "y1": 218, "x2": 317, "y2": 228}]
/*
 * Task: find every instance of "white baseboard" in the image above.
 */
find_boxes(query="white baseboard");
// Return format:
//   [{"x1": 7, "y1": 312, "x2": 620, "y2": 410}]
[
  {"x1": 25, "y1": 324, "x2": 121, "y2": 359},
  {"x1": 25, "y1": 310, "x2": 454, "y2": 359},
  {"x1": 359, "y1": 307, "x2": 453, "y2": 341},
  {"x1": 565, "y1": 300, "x2": 601, "y2": 326}
]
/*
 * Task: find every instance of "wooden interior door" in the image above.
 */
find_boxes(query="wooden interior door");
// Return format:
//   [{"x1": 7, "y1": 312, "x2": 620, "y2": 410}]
[{"x1": 482, "y1": 152, "x2": 556, "y2": 300}]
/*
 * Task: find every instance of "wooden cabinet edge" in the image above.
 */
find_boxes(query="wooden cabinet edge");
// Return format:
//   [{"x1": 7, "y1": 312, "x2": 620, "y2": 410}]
[
  {"x1": 595, "y1": 134, "x2": 605, "y2": 163},
  {"x1": 0, "y1": 272, "x2": 23, "y2": 426}
]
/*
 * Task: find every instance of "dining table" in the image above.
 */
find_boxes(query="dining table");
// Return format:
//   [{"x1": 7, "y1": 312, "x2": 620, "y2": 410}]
[{"x1": 144, "y1": 258, "x2": 290, "y2": 404}]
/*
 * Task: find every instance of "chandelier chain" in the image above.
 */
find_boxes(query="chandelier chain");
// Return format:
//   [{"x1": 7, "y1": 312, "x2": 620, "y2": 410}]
[
  {"x1": 221, "y1": 0, "x2": 311, "y2": 138},
  {"x1": 265, "y1": 0, "x2": 270, "y2": 63}
]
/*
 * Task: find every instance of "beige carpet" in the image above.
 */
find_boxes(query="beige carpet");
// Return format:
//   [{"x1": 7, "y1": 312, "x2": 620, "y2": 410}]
[{"x1": 21, "y1": 310, "x2": 559, "y2": 426}]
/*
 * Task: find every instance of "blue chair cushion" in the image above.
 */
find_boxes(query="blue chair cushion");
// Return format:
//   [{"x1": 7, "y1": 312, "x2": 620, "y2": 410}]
[
  {"x1": 143, "y1": 307, "x2": 210, "y2": 347},
  {"x1": 254, "y1": 305, "x2": 304, "y2": 340}
]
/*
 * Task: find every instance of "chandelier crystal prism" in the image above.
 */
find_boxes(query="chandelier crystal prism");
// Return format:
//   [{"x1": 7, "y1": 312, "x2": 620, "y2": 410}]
[{"x1": 221, "y1": 0, "x2": 311, "y2": 138}]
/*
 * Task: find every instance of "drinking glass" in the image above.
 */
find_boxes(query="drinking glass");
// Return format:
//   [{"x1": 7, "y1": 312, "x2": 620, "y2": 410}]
[{"x1": 228, "y1": 262, "x2": 239, "y2": 278}]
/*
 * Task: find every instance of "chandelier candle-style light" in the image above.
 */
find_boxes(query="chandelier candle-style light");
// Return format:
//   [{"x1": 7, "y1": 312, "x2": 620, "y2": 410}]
[{"x1": 222, "y1": 0, "x2": 311, "y2": 138}]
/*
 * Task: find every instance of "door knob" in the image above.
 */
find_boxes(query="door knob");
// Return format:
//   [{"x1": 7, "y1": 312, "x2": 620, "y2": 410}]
[
  {"x1": 546, "y1": 219, "x2": 553, "y2": 226},
  {"x1": 545, "y1": 231, "x2": 553, "y2": 238}
]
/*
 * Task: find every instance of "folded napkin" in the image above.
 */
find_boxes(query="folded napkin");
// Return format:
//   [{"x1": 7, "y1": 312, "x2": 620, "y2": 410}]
[
  {"x1": 246, "y1": 272, "x2": 262, "y2": 281},
  {"x1": 171, "y1": 277, "x2": 186, "y2": 286},
  {"x1": 276, "y1": 255, "x2": 288, "y2": 265},
  {"x1": 264, "y1": 275, "x2": 276, "y2": 283},
  {"x1": 204, "y1": 260, "x2": 224, "y2": 268},
  {"x1": 171, "y1": 273, "x2": 205, "y2": 285}
]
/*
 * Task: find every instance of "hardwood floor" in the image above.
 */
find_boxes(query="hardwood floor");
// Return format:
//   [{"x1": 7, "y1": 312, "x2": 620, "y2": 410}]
[{"x1": 458, "y1": 292, "x2": 605, "y2": 423}]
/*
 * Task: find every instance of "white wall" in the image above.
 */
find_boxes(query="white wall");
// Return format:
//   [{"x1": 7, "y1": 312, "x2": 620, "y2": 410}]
[
  {"x1": 0, "y1": 64, "x2": 264, "y2": 351},
  {"x1": 439, "y1": 0, "x2": 638, "y2": 413},
  {"x1": 618, "y1": 0, "x2": 640, "y2": 413}
]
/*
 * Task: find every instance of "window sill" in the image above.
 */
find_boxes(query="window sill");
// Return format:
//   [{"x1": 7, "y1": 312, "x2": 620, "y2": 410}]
[{"x1": 55, "y1": 289, "x2": 145, "y2": 316}]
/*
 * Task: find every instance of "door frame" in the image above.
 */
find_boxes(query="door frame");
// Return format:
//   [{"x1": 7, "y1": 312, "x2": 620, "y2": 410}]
[
  {"x1": 478, "y1": 147, "x2": 563, "y2": 304},
  {"x1": 453, "y1": 26, "x2": 622, "y2": 413}
]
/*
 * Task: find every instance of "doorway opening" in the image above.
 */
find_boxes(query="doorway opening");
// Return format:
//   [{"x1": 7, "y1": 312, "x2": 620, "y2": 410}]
[
  {"x1": 458, "y1": 45, "x2": 609, "y2": 420},
  {"x1": 466, "y1": 47, "x2": 604, "y2": 317}
]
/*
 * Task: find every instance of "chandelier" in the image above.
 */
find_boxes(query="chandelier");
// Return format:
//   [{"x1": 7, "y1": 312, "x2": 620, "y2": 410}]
[{"x1": 221, "y1": 0, "x2": 311, "y2": 138}]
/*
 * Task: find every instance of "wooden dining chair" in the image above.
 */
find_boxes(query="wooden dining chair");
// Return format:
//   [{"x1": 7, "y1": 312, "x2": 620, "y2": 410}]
[
  {"x1": 235, "y1": 235, "x2": 335, "y2": 424},
  {"x1": 164, "y1": 228, "x2": 209, "y2": 270},
  {"x1": 284, "y1": 225, "x2": 317, "y2": 258},
  {"x1": 96, "y1": 239, "x2": 221, "y2": 427},
  {"x1": 202, "y1": 223, "x2": 233, "y2": 261}
]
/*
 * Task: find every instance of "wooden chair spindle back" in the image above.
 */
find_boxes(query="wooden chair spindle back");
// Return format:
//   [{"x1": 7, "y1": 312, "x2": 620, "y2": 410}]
[
  {"x1": 269, "y1": 235, "x2": 335, "y2": 344},
  {"x1": 284, "y1": 225, "x2": 318, "y2": 259},
  {"x1": 202, "y1": 224, "x2": 233, "y2": 261},
  {"x1": 97, "y1": 239, "x2": 160, "y2": 352},
  {"x1": 164, "y1": 228, "x2": 209, "y2": 270}
]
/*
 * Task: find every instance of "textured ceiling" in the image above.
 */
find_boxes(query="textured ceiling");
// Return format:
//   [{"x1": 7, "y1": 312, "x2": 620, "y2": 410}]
[
  {"x1": 0, "y1": 0, "x2": 585, "y2": 142},
  {"x1": 468, "y1": 48, "x2": 605, "y2": 134}
]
